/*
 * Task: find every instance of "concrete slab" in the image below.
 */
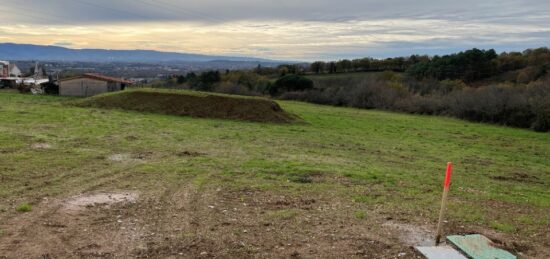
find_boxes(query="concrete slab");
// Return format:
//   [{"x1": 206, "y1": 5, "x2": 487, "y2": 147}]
[
  {"x1": 447, "y1": 234, "x2": 516, "y2": 259},
  {"x1": 415, "y1": 246, "x2": 467, "y2": 259}
]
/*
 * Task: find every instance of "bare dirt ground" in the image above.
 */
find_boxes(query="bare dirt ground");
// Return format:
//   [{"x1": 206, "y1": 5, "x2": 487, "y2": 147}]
[
  {"x1": 1, "y1": 182, "x2": 547, "y2": 258},
  {"x1": 0, "y1": 183, "x2": 430, "y2": 258}
]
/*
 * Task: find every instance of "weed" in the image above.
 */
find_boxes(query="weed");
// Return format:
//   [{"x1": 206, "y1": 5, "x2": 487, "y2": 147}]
[
  {"x1": 16, "y1": 203, "x2": 32, "y2": 213},
  {"x1": 355, "y1": 211, "x2": 367, "y2": 220},
  {"x1": 490, "y1": 221, "x2": 517, "y2": 233},
  {"x1": 289, "y1": 173, "x2": 313, "y2": 184}
]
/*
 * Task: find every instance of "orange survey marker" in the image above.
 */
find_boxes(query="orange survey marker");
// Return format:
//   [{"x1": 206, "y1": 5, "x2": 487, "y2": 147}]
[
  {"x1": 435, "y1": 162, "x2": 453, "y2": 245},
  {"x1": 444, "y1": 162, "x2": 453, "y2": 189}
]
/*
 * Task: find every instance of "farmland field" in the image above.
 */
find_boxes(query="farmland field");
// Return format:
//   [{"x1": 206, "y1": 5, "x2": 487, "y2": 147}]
[{"x1": 0, "y1": 91, "x2": 549, "y2": 258}]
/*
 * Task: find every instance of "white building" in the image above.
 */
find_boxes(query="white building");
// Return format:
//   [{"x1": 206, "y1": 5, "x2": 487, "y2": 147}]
[
  {"x1": 0, "y1": 61, "x2": 22, "y2": 78},
  {"x1": 1, "y1": 61, "x2": 48, "y2": 90},
  {"x1": 9, "y1": 63, "x2": 22, "y2": 77}
]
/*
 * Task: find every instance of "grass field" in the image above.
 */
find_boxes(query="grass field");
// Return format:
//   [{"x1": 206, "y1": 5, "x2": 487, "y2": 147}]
[{"x1": 0, "y1": 91, "x2": 549, "y2": 257}]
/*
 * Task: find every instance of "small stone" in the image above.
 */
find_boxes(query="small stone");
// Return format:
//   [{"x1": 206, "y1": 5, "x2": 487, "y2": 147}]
[
  {"x1": 398, "y1": 252, "x2": 406, "y2": 257},
  {"x1": 200, "y1": 251, "x2": 208, "y2": 255}
]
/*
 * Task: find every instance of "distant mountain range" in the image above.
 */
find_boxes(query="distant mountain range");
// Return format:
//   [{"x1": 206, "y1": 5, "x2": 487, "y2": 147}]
[{"x1": 0, "y1": 43, "x2": 279, "y2": 63}]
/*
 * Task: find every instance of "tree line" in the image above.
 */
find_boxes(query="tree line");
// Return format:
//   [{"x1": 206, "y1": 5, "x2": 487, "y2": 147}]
[
  {"x1": 151, "y1": 47, "x2": 550, "y2": 131},
  {"x1": 307, "y1": 47, "x2": 550, "y2": 83}
]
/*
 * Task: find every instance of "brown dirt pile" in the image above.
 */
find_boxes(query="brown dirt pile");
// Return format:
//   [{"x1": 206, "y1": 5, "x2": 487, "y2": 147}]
[{"x1": 73, "y1": 89, "x2": 299, "y2": 123}]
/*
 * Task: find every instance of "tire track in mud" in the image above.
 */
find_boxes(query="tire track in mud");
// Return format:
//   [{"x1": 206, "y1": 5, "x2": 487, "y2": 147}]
[{"x1": 133, "y1": 182, "x2": 207, "y2": 258}]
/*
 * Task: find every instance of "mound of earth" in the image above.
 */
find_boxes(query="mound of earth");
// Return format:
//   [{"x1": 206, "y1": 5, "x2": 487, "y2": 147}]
[{"x1": 73, "y1": 89, "x2": 299, "y2": 123}]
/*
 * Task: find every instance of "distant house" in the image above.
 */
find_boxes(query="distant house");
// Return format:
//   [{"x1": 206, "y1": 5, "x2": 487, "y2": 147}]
[
  {"x1": 59, "y1": 73, "x2": 132, "y2": 97},
  {"x1": 9, "y1": 63, "x2": 22, "y2": 77},
  {"x1": 1, "y1": 61, "x2": 17, "y2": 88},
  {"x1": 0, "y1": 61, "x2": 9, "y2": 78},
  {"x1": 0, "y1": 61, "x2": 21, "y2": 78}
]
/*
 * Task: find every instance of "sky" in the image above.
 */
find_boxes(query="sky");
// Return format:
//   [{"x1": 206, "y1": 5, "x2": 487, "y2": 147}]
[{"x1": 0, "y1": 0, "x2": 549, "y2": 61}]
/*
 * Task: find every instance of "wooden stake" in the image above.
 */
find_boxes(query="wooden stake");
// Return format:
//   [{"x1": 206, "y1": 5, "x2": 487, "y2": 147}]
[{"x1": 435, "y1": 162, "x2": 453, "y2": 245}]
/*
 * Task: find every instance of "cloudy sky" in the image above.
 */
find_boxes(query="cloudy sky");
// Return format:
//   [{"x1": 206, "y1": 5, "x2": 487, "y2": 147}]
[{"x1": 0, "y1": 0, "x2": 549, "y2": 60}]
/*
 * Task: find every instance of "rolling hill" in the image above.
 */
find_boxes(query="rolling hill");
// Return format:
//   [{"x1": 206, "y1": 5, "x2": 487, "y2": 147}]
[{"x1": 0, "y1": 43, "x2": 278, "y2": 63}]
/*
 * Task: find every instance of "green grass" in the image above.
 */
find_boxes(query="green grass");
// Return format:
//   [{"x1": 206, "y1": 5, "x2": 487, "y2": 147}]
[
  {"x1": 355, "y1": 211, "x2": 367, "y2": 220},
  {"x1": 72, "y1": 88, "x2": 297, "y2": 123},
  {"x1": 16, "y1": 203, "x2": 32, "y2": 213},
  {"x1": 0, "y1": 91, "x2": 549, "y2": 240},
  {"x1": 490, "y1": 221, "x2": 517, "y2": 233}
]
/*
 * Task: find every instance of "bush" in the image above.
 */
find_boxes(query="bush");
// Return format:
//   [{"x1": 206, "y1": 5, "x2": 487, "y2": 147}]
[
  {"x1": 529, "y1": 81, "x2": 550, "y2": 132},
  {"x1": 17, "y1": 84, "x2": 31, "y2": 93},
  {"x1": 270, "y1": 75, "x2": 314, "y2": 96},
  {"x1": 213, "y1": 82, "x2": 260, "y2": 96},
  {"x1": 43, "y1": 82, "x2": 59, "y2": 95},
  {"x1": 190, "y1": 71, "x2": 221, "y2": 91},
  {"x1": 280, "y1": 76, "x2": 550, "y2": 132},
  {"x1": 16, "y1": 203, "x2": 32, "y2": 212}
]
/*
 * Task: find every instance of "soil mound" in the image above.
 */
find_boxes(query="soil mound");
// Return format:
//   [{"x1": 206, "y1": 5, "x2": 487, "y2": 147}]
[{"x1": 73, "y1": 89, "x2": 298, "y2": 123}]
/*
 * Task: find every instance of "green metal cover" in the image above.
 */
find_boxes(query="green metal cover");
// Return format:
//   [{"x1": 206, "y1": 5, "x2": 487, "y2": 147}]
[
  {"x1": 415, "y1": 246, "x2": 467, "y2": 259},
  {"x1": 447, "y1": 234, "x2": 516, "y2": 259}
]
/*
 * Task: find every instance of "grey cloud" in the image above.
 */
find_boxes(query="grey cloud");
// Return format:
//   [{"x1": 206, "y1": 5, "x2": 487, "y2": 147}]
[
  {"x1": 1, "y1": 0, "x2": 549, "y2": 60},
  {"x1": 2, "y1": 0, "x2": 548, "y2": 24}
]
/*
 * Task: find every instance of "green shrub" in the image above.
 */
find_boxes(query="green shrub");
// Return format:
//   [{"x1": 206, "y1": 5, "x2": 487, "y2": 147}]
[
  {"x1": 355, "y1": 211, "x2": 367, "y2": 220},
  {"x1": 16, "y1": 203, "x2": 32, "y2": 212},
  {"x1": 270, "y1": 75, "x2": 314, "y2": 96}
]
